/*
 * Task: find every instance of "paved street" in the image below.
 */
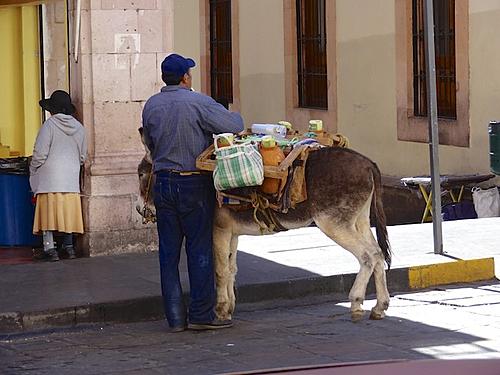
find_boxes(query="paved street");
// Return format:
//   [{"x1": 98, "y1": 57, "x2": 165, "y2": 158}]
[{"x1": 1, "y1": 281, "x2": 500, "y2": 374}]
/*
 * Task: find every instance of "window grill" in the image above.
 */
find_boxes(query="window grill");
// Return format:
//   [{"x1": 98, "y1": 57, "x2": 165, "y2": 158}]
[
  {"x1": 296, "y1": 0, "x2": 327, "y2": 110},
  {"x1": 210, "y1": 0, "x2": 233, "y2": 104},
  {"x1": 413, "y1": 0, "x2": 456, "y2": 119}
]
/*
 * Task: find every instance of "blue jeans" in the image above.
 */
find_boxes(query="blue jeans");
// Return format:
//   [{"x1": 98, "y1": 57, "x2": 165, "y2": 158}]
[{"x1": 153, "y1": 171, "x2": 216, "y2": 327}]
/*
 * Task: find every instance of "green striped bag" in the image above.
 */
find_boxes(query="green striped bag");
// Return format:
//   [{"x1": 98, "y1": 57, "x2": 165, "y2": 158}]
[{"x1": 213, "y1": 136, "x2": 264, "y2": 191}]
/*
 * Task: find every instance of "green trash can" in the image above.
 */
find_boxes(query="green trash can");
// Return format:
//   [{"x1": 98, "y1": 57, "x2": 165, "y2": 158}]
[{"x1": 489, "y1": 121, "x2": 500, "y2": 175}]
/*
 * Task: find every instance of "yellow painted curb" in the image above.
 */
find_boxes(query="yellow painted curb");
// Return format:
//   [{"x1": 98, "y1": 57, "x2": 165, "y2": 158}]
[{"x1": 408, "y1": 257, "x2": 495, "y2": 289}]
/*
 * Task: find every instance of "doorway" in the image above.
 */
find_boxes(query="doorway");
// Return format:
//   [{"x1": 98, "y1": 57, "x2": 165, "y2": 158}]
[
  {"x1": 0, "y1": 1, "x2": 69, "y2": 262},
  {"x1": 0, "y1": 1, "x2": 69, "y2": 157}
]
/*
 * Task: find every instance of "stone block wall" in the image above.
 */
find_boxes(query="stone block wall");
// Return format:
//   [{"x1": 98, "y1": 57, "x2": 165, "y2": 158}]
[
  {"x1": 42, "y1": 0, "x2": 69, "y2": 96},
  {"x1": 68, "y1": 0, "x2": 174, "y2": 256}
]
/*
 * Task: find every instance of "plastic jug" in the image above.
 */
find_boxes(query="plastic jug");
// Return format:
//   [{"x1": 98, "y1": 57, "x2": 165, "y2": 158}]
[{"x1": 259, "y1": 137, "x2": 285, "y2": 195}]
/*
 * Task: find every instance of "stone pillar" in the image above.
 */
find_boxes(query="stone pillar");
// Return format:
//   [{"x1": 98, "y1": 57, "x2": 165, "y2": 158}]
[
  {"x1": 42, "y1": 0, "x2": 69, "y2": 96},
  {"x1": 68, "y1": 0, "x2": 174, "y2": 256}
]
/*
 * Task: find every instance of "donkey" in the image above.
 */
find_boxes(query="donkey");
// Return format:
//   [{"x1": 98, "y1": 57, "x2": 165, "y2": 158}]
[{"x1": 137, "y1": 139, "x2": 392, "y2": 322}]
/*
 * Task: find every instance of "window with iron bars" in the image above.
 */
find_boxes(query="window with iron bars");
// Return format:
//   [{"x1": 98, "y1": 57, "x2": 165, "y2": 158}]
[
  {"x1": 296, "y1": 0, "x2": 327, "y2": 110},
  {"x1": 413, "y1": 0, "x2": 456, "y2": 119},
  {"x1": 210, "y1": 0, "x2": 233, "y2": 105}
]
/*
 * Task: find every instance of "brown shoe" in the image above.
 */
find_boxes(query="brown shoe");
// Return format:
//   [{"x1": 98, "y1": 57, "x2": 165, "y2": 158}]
[{"x1": 188, "y1": 319, "x2": 233, "y2": 331}]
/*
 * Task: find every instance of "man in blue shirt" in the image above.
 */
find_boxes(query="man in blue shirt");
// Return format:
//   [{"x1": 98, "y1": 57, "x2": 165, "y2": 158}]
[{"x1": 142, "y1": 53, "x2": 244, "y2": 332}]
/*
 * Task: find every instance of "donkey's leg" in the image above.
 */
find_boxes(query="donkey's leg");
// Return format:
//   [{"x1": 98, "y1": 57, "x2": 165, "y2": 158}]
[
  {"x1": 354, "y1": 214, "x2": 390, "y2": 320},
  {"x1": 227, "y1": 235, "x2": 239, "y2": 317},
  {"x1": 315, "y1": 216, "x2": 379, "y2": 322},
  {"x1": 370, "y1": 258, "x2": 390, "y2": 320},
  {"x1": 213, "y1": 226, "x2": 233, "y2": 320}
]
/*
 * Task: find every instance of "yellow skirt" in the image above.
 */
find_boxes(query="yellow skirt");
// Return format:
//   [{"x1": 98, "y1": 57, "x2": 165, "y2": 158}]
[{"x1": 33, "y1": 193, "x2": 84, "y2": 234}]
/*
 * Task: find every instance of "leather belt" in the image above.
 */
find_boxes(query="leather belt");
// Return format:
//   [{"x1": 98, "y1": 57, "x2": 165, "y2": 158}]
[{"x1": 158, "y1": 170, "x2": 204, "y2": 176}]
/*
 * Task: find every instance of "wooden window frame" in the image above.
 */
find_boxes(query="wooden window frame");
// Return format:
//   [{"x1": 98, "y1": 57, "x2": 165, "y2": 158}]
[
  {"x1": 284, "y1": 0, "x2": 336, "y2": 132},
  {"x1": 209, "y1": 0, "x2": 233, "y2": 105},
  {"x1": 413, "y1": 0, "x2": 456, "y2": 119},
  {"x1": 296, "y1": 0, "x2": 328, "y2": 110},
  {"x1": 200, "y1": 0, "x2": 240, "y2": 112},
  {"x1": 396, "y1": 0, "x2": 469, "y2": 147}
]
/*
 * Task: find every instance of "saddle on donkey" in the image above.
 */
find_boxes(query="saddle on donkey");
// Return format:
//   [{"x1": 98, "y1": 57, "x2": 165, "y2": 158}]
[{"x1": 195, "y1": 126, "x2": 349, "y2": 234}]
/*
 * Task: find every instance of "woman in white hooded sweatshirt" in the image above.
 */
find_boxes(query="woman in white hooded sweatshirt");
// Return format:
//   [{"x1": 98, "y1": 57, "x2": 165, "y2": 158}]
[{"x1": 30, "y1": 90, "x2": 87, "y2": 261}]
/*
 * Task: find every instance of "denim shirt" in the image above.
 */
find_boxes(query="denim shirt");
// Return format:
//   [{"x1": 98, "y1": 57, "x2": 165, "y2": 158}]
[{"x1": 142, "y1": 86, "x2": 244, "y2": 173}]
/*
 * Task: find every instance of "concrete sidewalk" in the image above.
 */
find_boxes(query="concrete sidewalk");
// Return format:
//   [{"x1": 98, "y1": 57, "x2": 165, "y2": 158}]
[{"x1": 0, "y1": 218, "x2": 498, "y2": 334}]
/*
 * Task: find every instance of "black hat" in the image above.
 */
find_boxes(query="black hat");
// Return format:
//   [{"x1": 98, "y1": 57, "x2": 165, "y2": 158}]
[{"x1": 39, "y1": 90, "x2": 76, "y2": 115}]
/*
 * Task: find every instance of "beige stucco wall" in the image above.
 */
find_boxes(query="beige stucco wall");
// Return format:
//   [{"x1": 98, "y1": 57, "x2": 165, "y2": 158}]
[
  {"x1": 336, "y1": 0, "x2": 400, "y2": 173},
  {"x1": 336, "y1": 0, "x2": 500, "y2": 177},
  {"x1": 238, "y1": 0, "x2": 286, "y2": 126},
  {"x1": 174, "y1": 0, "x2": 288, "y2": 126},
  {"x1": 232, "y1": 0, "x2": 500, "y2": 177},
  {"x1": 468, "y1": 1, "x2": 500, "y2": 175}
]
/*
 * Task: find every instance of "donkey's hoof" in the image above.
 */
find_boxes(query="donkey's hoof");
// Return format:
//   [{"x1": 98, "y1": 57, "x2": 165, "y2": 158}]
[
  {"x1": 351, "y1": 310, "x2": 365, "y2": 322},
  {"x1": 218, "y1": 313, "x2": 232, "y2": 321},
  {"x1": 369, "y1": 309, "x2": 385, "y2": 320},
  {"x1": 216, "y1": 302, "x2": 231, "y2": 321}
]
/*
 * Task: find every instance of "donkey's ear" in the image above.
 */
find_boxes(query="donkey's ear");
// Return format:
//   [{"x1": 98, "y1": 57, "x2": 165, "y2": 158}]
[{"x1": 138, "y1": 127, "x2": 144, "y2": 135}]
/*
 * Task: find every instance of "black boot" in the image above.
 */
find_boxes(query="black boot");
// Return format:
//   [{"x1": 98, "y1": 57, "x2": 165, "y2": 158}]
[
  {"x1": 46, "y1": 248, "x2": 60, "y2": 262},
  {"x1": 64, "y1": 246, "x2": 76, "y2": 259}
]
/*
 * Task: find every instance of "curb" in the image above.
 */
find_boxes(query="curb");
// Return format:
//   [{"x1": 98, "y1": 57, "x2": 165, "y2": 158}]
[
  {"x1": 408, "y1": 257, "x2": 495, "y2": 289},
  {"x1": 0, "y1": 257, "x2": 495, "y2": 335}
]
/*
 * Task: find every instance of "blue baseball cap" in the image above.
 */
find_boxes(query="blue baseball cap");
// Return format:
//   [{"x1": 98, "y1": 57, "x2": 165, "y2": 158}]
[{"x1": 161, "y1": 53, "x2": 196, "y2": 76}]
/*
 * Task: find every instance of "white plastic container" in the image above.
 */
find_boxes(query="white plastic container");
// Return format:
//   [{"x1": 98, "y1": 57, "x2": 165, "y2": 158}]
[{"x1": 251, "y1": 124, "x2": 287, "y2": 139}]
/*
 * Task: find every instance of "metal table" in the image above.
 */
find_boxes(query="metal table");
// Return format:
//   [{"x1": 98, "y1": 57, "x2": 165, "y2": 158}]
[{"x1": 401, "y1": 174, "x2": 495, "y2": 223}]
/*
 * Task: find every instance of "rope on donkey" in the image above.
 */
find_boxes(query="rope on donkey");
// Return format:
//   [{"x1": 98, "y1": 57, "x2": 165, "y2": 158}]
[{"x1": 251, "y1": 192, "x2": 288, "y2": 234}]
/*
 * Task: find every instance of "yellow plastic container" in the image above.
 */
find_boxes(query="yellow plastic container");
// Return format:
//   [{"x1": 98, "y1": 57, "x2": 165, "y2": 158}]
[
  {"x1": 309, "y1": 119, "x2": 323, "y2": 132},
  {"x1": 259, "y1": 141, "x2": 285, "y2": 195},
  {"x1": 261, "y1": 135, "x2": 276, "y2": 148}
]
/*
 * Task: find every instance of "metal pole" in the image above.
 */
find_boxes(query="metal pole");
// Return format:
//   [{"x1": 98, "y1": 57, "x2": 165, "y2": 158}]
[
  {"x1": 74, "y1": 0, "x2": 82, "y2": 63},
  {"x1": 423, "y1": 0, "x2": 443, "y2": 254}
]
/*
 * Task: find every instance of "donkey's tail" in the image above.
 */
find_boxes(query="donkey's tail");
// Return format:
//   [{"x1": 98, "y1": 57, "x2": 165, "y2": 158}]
[{"x1": 371, "y1": 163, "x2": 392, "y2": 269}]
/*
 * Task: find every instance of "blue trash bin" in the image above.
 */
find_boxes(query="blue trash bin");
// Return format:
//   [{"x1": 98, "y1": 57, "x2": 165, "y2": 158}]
[{"x1": 0, "y1": 159, "x2": 40, "y2": 247}]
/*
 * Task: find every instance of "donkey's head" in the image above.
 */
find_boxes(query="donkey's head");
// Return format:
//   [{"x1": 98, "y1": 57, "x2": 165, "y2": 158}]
[{"x1": 136, "y1": 127, "x2": 156, "y2": 223}]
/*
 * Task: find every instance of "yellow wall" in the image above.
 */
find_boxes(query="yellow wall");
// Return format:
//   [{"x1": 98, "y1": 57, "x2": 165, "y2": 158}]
[
  {"x1": 238, "y1": 0, "x2": 286, "y2": 125},
  {"x1": 0, "y1": 5, "x2": 41, "y2": 156},
  {"x1": 468, "y1": 1, "x2": 500, "y2": 175},
  {"x1": 336, "y1": 0, "x2": 500, "y2": 176},
  {"x1": 174, "y1": 1, "x2": 500, "y2": 177},
  {"x1": 336, "y1": 0, "x2": 404, "y2": 173},
  {"x1": 172, "y1": 0, "x2": 287, "y2": 127}
]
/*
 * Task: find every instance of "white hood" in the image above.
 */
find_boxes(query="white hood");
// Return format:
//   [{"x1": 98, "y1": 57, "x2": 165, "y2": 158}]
[{"x1": 50, "y1": 114, "x2": 81, "y2": 136}]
